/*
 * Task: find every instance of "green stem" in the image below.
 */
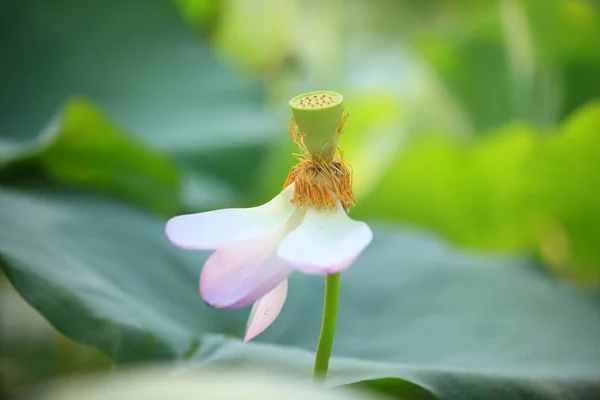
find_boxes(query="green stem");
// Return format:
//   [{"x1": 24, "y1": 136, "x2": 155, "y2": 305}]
[{"x1": 313, "y1": 272, "x2": 341, "y2": 383}]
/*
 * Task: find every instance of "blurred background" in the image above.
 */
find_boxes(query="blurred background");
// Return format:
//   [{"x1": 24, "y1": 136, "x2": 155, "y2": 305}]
[{"x1": 1, "y1": 0, "x2": 599, "y2": 396}]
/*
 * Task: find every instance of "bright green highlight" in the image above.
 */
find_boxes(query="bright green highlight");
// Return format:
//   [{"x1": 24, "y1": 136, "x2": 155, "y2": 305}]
[
  {"x1": 312, "y1": 272, "x2": 341, "y2": 383},
  {"x1": 289, "y1": 91, "x2": 343, "y2": 161}
]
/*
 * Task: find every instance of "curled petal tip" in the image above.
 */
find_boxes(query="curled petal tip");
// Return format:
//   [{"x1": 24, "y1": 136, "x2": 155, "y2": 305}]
[{"x1": 243, "y1": 280, "x2": 288, "y2": 343}]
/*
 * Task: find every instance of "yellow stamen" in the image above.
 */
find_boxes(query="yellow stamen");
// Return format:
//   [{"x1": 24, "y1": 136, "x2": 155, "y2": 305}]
[{"x1": 283, "y1": 107, "x2": 356, "y2": 212}]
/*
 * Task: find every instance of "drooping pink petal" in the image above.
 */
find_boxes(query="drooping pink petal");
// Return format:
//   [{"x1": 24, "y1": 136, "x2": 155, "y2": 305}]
[
  {"x1": 166, "y1": 184, "x2": 296, "y2": 250},
  {"x1": 199, "y1": 208, "x2": 305, "y2": 309},
  {"x1": 225, "y1": 269, "x2": 295, "y2": 309},
  {"x1": 277, "y1": 203, "x2": 373, "y2": 274},
  {"x1": 243, "y1": 279, "x2": 288, "y2": 343},
  {"x1": 200, "y1": 228, "x2": 292, "y2": 309}
]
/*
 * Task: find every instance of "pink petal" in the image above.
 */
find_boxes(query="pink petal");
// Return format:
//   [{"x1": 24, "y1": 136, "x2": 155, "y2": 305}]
[
  {"x1": 166, "y1": 184, "x2": 296, "y2": 250},
  {"x1": 226, "y1": 269, "x2": 295, "y2": 309},
  {"x1": 243, "y1": 279, "x2": 288, "y2": 343},
  {"x1": 277, "y1": 204, "x2": 373, "y2": 274},
  {"x1": 200, "y1": 227, "x2": 292, "y2": 309}
]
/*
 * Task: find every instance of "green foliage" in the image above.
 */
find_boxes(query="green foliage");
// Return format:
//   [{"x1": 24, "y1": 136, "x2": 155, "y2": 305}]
[
  {"x1": 40, "y1": 99, "x2": 181, "y2": 216},
  {"x1": 539, "y1": 103, "x2": 600, "y2": 282},
  {"x1": 1, "y1": 98, "x2": 181, "y2": 215},
  {"x1": 355, "y1": 102, "x2": 600, "y2": 284},
  {"x1": 0, "y1": 0, "x2": 279, "y2": 211},
  {"x1": 174, "y1": 0, "x2": 220, "y2": 30}
]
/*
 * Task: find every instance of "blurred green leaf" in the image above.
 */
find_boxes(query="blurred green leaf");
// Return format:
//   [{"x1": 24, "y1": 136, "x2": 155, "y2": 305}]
[
  {"x1": 0, "y1": 0, "x2": 278, "y2": 151},
  {"x1": 354, "y1": 124, "x2": 539, "y2": 249},
  {"x1": 411, "y1": 0, "x2": 600, "y2": 131},
  {"x1": 0, "y1": 115, "x2": 60, "y2": 168},
  {"x1": 523, "y1": 0, "x2": 600, "y2": 122},
  {"x1": 526, "y1": 0, "x2": 600, "y2": 63},
  {"x1": 42, "y1": 98, "x2": 181, "y2": 215},
  {"x1": 174, "y1": 0, "x2": 221, "y2": 31},
  {"x1": 355, "y1": 102, "x2": 600, "y2": 284},
  {"x1": 536, "y1": 102, "x2": 600, "y2": 283},
  {"x1": 0, "y1": 0, "x2": 279, "y2": 207},
  {"x1": 0, "y1": 96, "x2": 181, "y2": 215},
  {"x1": 213, "y1": 0, "x2": 299, "y2": 73},
  {"x1": 412, "y1": 2, "x2": 512, "y2": 134},
  {"x1": 1, "y1": 186, "x2": 599, "y2": 399}
]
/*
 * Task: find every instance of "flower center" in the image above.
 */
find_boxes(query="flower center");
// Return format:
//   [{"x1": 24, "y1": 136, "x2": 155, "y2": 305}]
[
  {"x1": 283, "y1": 106, "x2": 355, "y2": 213},
  {"x1": 284, "y1": 158, "x2": 355, "y2": 212}
]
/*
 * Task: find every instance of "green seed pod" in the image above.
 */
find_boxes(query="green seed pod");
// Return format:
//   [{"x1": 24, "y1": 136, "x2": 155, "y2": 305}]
[{"x1": 289, "y1": 91, "x2": 344, "y2": 161}]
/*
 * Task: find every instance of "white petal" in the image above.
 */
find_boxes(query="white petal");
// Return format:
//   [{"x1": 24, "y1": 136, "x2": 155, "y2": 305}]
[
  {"x1": 200, "y1": 228, "x2": 292, "y2": 309},
  {"x1": 277, "y1": 204, "x2": 373, "y2": 274},
  {"x1": 166, "y1": 184, "x2": 296, "y2": 249},
  {"x1": 243, "y1": 279, "x2": 288, "y2": 343}
]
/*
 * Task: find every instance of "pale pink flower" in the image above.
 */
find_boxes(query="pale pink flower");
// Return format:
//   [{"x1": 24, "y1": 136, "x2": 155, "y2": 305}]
[{"x1": 165, "y1": 183, "x2": 372, "y2": 342}]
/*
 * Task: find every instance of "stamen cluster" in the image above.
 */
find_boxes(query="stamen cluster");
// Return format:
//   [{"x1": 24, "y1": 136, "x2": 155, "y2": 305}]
[{"x1": 283, "y1": 109, "x2": 355, "y2": 212}]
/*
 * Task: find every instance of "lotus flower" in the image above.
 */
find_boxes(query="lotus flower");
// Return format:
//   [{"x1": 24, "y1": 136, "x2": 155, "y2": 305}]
[{"x1": 166, "y1": 91, "x2": 372, "y2": 342}]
